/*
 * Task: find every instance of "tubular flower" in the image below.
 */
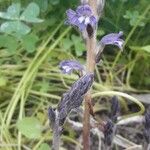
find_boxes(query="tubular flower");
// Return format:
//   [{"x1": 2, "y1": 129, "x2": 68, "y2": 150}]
[
  {"x1": 59, "y1": 60, "x2": 84, "y2": 74},
  {"x1": 66, "y1": 4, "x2": 97, "y2": 31},
  {"x1": 100, "y1": 31, "x2": 124, "y2": 50}
]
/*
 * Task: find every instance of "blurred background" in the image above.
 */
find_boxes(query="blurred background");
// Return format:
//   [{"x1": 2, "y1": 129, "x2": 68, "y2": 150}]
[{"x1": 0, "y1": 0, "x2": 150, "y2": 150}]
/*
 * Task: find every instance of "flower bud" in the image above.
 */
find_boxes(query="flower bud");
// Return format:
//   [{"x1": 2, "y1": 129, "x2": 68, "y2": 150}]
[{"x1": 58, "y1": 73, "x2": 94, "y2": 126}]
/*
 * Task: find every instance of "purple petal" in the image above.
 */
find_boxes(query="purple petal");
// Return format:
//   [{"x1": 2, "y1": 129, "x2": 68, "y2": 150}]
[
  {"x1": 66, "y1": 9, "x2": 79, "y2": 25},
  {"x1": 100, "y1": 31, "x2": 124, "y2": 50},
  {"x1": 59, "y1": 60, "x2": 84, "y2": 74},
  {"x1": 65, "y1": 4, "x2": 97, "y2": 31},
  {"x1": 66, "y1": 5, "x2": 97, "y2": 31},
  {"x1": 66, "y1": 9, "x2": 76, "y2": 19},
  {"x1": 114, "y1": 39, "x2": 124, "y2": 50},
  {"x1": 89, "y1": 16, "x2": 97, "y2": 26},
  {"x1": 78, "y1": 22, "x2": 87, "y2": 31},
  {"x1": 76, "y1": 5, "x2": 92, "y2": 16}
]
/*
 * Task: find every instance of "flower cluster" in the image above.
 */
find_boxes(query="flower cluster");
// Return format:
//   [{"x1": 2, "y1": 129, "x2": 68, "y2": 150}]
[
  {"x1": 48, "y1": 73, "x2": 94, "y2": 129},
  {"x1": 66, "y1": 4, "x2": 124, "y2": 52},
  {"x1": 66, "y1": 4, "x2": 97, "y2": 31}
]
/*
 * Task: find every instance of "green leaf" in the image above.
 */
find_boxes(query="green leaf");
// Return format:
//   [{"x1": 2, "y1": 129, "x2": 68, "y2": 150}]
[
  {"x1": 0, "y1": 3, "x2": 43, "y2": 23},
  {"x1": 97, "y1": 29, "x2": 105, "y2": 36},
  {"x1": 7, "y1": 3, "x2": 21, "y2": 18},
  {"x1": 71, "y1": 34, "x2": 81, "y2": 43},
  {"x1": 0, "y1": 3, "x2": 20, "y2": 19},
  {"x1": 20, "y1": 2, "x2": 43, "y2": 23},
  {"x1": 34, "y1": 0, "x2": 48, "y2": 12},
  {"x1": 62, "y1": 38, "x2": 73, "y2": 50},
  {"x1": 0, "y1": 21, "x2": 31, "y2": 35},
  {"x1": 71, "y1": 34, "x2": 85, "y2": 56},
  {"x1": 0, "y1": 35, "x2": 18, "y2": 53},
  {"x1": 37, "y1": 143, "x2": 51, "y2": 150},
  {"x1": 22, "y1": 34, "x2": 39, "y2": 53},
  {"x1": 123, "y1": 11, "x2": 132, "y2": 19},
  {"x1": 130, "y1": 45, "x2": 150, "y2": 53},
  {"x1": 123, "y1": 10, "x2": 145, "y2": 27},
  {"x1": 74, "y1": 42, "x2": 85, "y2": 56},
  {"x1": 17, "y1": 117, "x2": 42, "y2": 139}
]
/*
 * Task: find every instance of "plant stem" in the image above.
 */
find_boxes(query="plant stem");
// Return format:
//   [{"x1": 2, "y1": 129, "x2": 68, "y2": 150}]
[
  {"x1": 83, "y1": 1, "x2": 97, "y2": 149},
  {"x1": 83, "y1": 37, "x2": 96, "y2": 150}
]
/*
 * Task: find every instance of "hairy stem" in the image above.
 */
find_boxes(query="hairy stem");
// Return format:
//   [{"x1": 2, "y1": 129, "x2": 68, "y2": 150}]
[
  {"x1": 83, "y1": 1, "x2": 97, "y2": 149},
  {"x1": 89, "y1": 0, "x2": 98, "y2": 17}
]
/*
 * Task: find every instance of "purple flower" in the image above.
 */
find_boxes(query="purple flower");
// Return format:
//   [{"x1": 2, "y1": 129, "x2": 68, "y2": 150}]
[
  {"x1": 96, "y1": 31, "x2": 124, "y2": 63},
  {"x1": 100, "y1": 31, "x2": 124, "y2": 50},
  {"x1": 66, "y1": 5, "x2": 97, "y2": 31},
  {"x1": 59, "y1": 60, "x2": 84, "y2": 74}
]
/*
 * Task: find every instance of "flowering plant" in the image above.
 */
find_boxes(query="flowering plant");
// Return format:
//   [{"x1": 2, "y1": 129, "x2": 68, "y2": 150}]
[
  {"x1": 66, "y1": 5, "x2": 97, "y2": 31},
  {"x1": 48, "y1": 1, "x2": 125, "y2": 150}
]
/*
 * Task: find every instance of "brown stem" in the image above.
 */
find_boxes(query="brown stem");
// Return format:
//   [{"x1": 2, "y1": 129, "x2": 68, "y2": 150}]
[
  {"x1": 89, "y1": 0, "x2": 98, "y2": 17},
  {"x1": 83, "y1": 1, "x2": 97, "y2": 148},
  {"x1": 83, "y1": 1, "x2": 100, "y2": 149}
]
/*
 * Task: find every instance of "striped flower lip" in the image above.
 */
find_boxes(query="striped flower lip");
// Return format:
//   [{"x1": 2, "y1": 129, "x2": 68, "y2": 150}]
[
  {"x1": 59, "y1": 60, "x2": 84, "y2": 74},
  {"x1": 100, "y1": 31, "x2": 124, "y2": 50},
  {"x1": 65, "y1": 4, "x2": 97, "y2": 31}
]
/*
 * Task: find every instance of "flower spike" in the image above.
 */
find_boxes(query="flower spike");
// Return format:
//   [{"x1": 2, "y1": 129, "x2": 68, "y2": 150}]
[
  {"x1": 48, "y1": 73, "x2": 94, "y2": 128},
  {"x1": 57, "y1": 73, "x2": 94, "y2": 126}
]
